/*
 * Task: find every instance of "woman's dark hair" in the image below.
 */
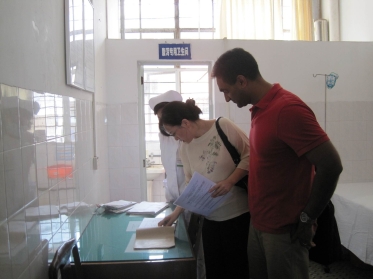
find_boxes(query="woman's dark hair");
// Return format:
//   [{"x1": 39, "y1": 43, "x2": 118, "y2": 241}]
[
  {"x1": 211, "y1": 48, "x2": 260, "y2": 85},
  {"x1": 161, "y1": 99, "x2": 202, "y2": 127}
]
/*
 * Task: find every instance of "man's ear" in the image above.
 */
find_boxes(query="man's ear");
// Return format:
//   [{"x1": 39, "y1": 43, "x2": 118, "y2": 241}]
[{"x1": 236, "y1": 75, "x2": 247, "y2": 87}]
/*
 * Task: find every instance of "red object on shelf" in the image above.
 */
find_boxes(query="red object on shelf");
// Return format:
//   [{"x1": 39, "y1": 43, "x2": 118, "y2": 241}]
[{"x1": 47, "y1": 164, "x2": 73, "y2": 178}]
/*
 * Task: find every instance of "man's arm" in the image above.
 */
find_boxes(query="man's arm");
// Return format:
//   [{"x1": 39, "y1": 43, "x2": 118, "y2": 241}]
[
  {"x1": 291, "y1": 140, "x2": 343, "y2": 248},
  {"x1": 303, "y1": 140, "x2": 343, "y2": 219}
]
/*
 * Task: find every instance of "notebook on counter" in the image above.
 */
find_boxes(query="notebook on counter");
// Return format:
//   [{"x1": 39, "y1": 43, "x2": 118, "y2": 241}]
[
  {"x1": 99, "y1": 200, "x2": 137, "y2": 213},
  {"x1": 133, "y1": 218, "x2": 175, "y2": 249},
  {"x1": 126, "y1": 201, "x2": 169, "y2": 216}
]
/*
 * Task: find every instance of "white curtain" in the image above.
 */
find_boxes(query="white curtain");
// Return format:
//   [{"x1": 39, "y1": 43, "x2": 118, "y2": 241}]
[
  {"x1": 291, "y1": 0, "x2": 313, "y2": 40},
  {"x1": 216, "y1": 0, "x2": 284, "y2": 40}
]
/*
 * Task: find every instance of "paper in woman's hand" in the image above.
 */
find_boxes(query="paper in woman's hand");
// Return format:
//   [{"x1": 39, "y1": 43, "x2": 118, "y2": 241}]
[{"x1": 174, "y1": 172, "x2": 232, "y2": 216}]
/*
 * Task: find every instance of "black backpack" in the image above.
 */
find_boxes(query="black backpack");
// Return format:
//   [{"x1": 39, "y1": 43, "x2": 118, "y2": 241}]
[{"x1": 309, "y1": 201, "x2": 343, "y2": 273}]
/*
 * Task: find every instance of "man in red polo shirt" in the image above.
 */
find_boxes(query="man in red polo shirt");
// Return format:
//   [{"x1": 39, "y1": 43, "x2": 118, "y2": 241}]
[{"x1": 211, "y1": 48, "x2": 342, "y2": 279}]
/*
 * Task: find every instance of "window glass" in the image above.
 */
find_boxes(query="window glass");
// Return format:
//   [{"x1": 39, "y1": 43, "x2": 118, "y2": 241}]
[
  {"x1": 141, "y1": 0, "x2": 174, "y2": 28},
  {"x1": 179, "y1": 0, "x2": 213, "y2": 28},
  {"x1": 108, "y1": 0, "x2": 293, "y2": 40},
  {"x1": 143, "y1": 64, "x2": 211, "y2": 142},
  {"x1": 124, "y1": 0, "x2": 140, "y2": 28}
]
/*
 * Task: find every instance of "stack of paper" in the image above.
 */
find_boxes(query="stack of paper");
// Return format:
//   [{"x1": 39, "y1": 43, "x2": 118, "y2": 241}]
[
  {"x1": 174, "y1": 171, "x2": 232, "y2": 216},
  {"x1": 126, "y1": 201, "x2": 169, "y2": 216},
  {"x1": 134, "y1": 218, "x2": 175, "y2": 249},
  {"x1": 58, "y1": 201, "x2": 91, "y2": 215},
  {"x1": 99, "y1": 200, "x2": 137, "y2": 213}
]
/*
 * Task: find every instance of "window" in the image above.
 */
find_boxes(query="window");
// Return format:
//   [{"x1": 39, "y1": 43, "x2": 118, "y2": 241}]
[
  {"x1": 142, "y1": 63, "x2": 211, "y2": 142},
  {"x1": 107, "y1": 0, "x2": 298, "y2": 40}
]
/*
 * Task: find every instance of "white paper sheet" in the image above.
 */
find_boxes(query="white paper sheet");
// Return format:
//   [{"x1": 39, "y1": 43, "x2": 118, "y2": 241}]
[
  {"x1": 174, "y1": 172, "x2": 232, "y2": 217},
  {"x1": 138, "y1": 218, "x2": 164, "y2": 229}
]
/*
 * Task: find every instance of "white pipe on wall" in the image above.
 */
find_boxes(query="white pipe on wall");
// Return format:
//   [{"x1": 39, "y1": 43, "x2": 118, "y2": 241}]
[{"x1": 322, "y1": 0, "x2": 340, "y2": 41}]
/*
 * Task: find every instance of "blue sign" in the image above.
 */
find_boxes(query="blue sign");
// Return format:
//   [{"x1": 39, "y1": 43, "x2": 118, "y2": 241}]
[{"x1": 159, "y1": 44, "x2": 191, "y2": 60}]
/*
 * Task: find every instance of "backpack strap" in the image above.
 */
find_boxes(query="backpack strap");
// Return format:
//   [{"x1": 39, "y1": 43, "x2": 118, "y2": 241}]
[{"x1": 215, "y1": 117, "x2": 241, "y2": 165}]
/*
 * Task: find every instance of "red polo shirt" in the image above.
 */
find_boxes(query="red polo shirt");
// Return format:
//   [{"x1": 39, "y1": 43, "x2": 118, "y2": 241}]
[{"x1": 249, "y1": 84, "x2": 329, "y2": 234}]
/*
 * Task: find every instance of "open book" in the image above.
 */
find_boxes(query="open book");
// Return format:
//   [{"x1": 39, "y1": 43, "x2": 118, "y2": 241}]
[
  {"x1": 126, "y1": 201, "x2": 169, "y2": 216},
  {"x1": 134, "y1": 218, "x2": 175, "y2": 249}
]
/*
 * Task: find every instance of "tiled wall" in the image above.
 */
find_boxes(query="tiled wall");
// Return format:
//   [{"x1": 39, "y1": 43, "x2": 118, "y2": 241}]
[
  {"x1": 287, "y1": 100, "x2": 373, "y2": 183},
  {"x1": 0, "y1": 84, "x2": 109, "y2": 279},
  {"x1": 106, "y1": 102, "x2": 170, "y2": 203},
  {"x1": 107, "y1": 103, "x2": 142, "y2": 202},
  {"x1": 326, "y1": 101, "x2": 373, "y2": 183}
]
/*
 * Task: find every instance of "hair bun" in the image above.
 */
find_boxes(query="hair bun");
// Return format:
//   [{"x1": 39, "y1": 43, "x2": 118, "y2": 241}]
[{"x1": 185, "y1": 98, "x2": 196, "y2": 106}]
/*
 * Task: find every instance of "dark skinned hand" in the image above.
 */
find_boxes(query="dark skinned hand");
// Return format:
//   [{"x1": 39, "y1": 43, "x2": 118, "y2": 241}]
[{"x1": 291, "y1": 220, "x2": 318, "y2": 250}]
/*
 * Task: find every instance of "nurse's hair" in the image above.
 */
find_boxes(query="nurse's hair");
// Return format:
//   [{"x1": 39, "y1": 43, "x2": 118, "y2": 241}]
[
  {"x1": 161, "y1": 99, "x2": 202, "y2": 126},
  {"x1": 152, "y1": 102, "x2": 170, "y2": 136},
  {"x1": 153, "y1": 102, "x2": 168, "y2": 115}
]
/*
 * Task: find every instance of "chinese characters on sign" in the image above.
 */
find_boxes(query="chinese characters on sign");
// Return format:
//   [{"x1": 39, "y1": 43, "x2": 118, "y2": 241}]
[{"x1": 159, "y1": 44, "x2": 191, "y2": 60}]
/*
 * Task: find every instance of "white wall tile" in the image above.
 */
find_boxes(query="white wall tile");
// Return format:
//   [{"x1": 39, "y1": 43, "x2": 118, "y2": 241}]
[
  {"x1": 325, "y1": 121, "x2": 340, "y2": 142},
  {"x1": 340, "y1": 121, "x2": 366, "y2": 141},
  {"x1": 110, "y1": 187, "x2": 126, "y2": 200},
  {"x1": 122, "y1": 124, "x2": 139, "y2": 146},
  {"x1": 121, "y1": 103, "x2": 138, "y2": 124},
  {"x1": 122, "y1": 168, "x2": 140, "y2": 189},
  {"x1": 122, "y1": 188, "x2": 142, "y2": 202},
  {"x1": 351, "y1": 160, "x2": 368, "y2": 182},
  {"x1": 0, "y1": 222, "x2": 12, "y2": 278},
  {"x1": 122, "y1": 146, "x2": 139, "y2": 168},
  {"x1": 109, "y1": 169, "x2": 125, "y2": 189},
  {"x1": 0, "y1": 154, "x2": 6, "y2": 223},
  {"x1": 22, "y1": 145, "x2": 37, "y2": 205},
  {"x1": 366, "y1": 119, "x2": 373, "y2": 140},
  {"x1": 28, "y1": 243, "x2": 49, "y2": 279},
  {"x1": 366, "y1": 160, "x2": 373, "y2": 181},
  {"x1": 108, "y1": 125, "x2": 124, "y2": 147},
  {"x1": 1, "y1": 93, "x2": 21, "y2": 152},
  {"x1": 107, "y1": 104, "x2": 121, "y2": 125},
  {"x1": 326, "y1": 101, "x2": 340, "y2": 122},
  {"x1": 339, "y1": 101, "x2": 354, "y2": 121},
  {"x1": 366, "y1": 140, "x2": 373, "y2": 160},
  {"x1": 108, "y1": 147, "x2": 125, "y2": 168},
  {"x1": 8, "y1": 211, "x2": 29, "y2": 278},
  {"x1": 4, "y1": 149, "x2": 24, "y2": 216}
]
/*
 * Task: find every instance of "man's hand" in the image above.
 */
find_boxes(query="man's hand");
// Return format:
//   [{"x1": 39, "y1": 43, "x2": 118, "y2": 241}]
[
  {"x1": 291, "y1": 221, "x2": 318, "y2": 249},
  {"x1": 208, "y1": 180, "x2": 234, "y2": 198}
]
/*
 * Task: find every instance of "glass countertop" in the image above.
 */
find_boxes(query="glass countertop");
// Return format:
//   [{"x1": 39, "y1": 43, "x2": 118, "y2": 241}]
[{"x1": 77, "y1": 207, "x2": 194, "y2": 262}]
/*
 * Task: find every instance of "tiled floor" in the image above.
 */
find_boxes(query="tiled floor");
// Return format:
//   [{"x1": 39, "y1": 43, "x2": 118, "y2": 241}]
[{"x1": 309, "y1": 258, "x2": 373, "y2": 279}]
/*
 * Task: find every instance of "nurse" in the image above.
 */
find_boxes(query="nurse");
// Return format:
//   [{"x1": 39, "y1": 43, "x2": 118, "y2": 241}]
[{"x1": 149, "y1": 90, "x2": 186, "y2": 203}]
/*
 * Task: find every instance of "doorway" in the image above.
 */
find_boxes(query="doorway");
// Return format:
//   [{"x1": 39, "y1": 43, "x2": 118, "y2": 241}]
[{"x1": 138, "y1": 61, "x2": 213, "y2": 202}]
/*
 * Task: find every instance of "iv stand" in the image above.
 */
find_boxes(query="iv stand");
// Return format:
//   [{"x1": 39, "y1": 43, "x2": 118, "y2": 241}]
[{"x1": 313, "y1": 74, "x2": 328, "y2": 131}]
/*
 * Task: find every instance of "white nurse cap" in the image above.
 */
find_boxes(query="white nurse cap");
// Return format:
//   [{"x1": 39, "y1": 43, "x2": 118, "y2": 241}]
[{"x1": 149, "y1": 90, "x2": 182, "y2": 111}]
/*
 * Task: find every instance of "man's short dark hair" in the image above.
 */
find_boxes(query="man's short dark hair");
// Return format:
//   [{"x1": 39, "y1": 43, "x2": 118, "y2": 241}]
[{"x1": 211, "y1": 48, "x2": 260, "y2": 85}]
